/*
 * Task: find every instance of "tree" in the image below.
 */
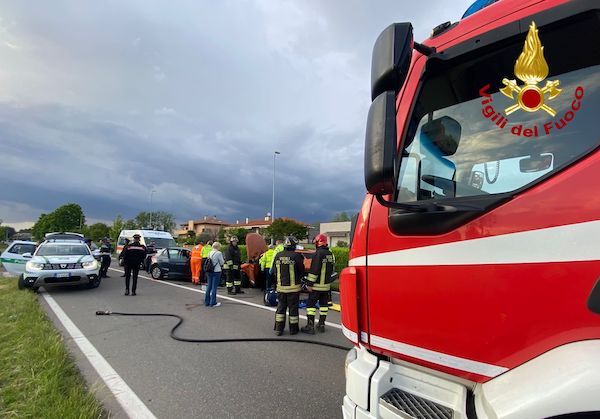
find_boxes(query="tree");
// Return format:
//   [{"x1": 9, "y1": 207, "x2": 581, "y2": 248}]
[
  {"x1": 132, "y1": 211, "x2": 176, "y2": 231},
  {"x1": 196, "y1": 232, "x2": 213, "y2": 244},
  {"x1": 225, "y1": 227, "x2": 247, "y2": 244},
  {"x1": 31, "y1": 203, "x2": 86, "y2": 240},
  {"x1": 84, "y1": 223, "x2": 111, "y2": 242},
  {"x1": 332, "y1": 212, "x2": 350, "y2": 222},
  {"x1": 110, "y1": 215, "x2": 124, "y2": 242},
  {"x1": 265, "y1": 218, "x2": 309, "y2": 241},
  {"x1": 0, "y1": 225, "x2": 16, "y2": 241},
  {"x1": 217, "y1": 227, "x2": 226, "y2": 243},
  {"x1": 123, "y1": 219, "x2": 138, "y2": 230},
  {"x1": 53, "y1": 203, "x2": 85, "y2": 232}
]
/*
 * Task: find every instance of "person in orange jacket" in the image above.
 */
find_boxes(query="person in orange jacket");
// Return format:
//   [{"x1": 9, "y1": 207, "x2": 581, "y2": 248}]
[{"x1": 190, "y1": 242, "x2": 204, "y2": 284}]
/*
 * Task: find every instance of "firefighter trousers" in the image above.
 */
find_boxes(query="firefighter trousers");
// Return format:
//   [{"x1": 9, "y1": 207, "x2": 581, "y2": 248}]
[
  {"x1": 275, "y1": 292, "x2": 299, "y2": 327},
  {"x1": 225, "y1": 269, "x2": 241, "y2": 288},
  {"x1": 306, "y1": 290, "x2": 329, "y2": 320}
]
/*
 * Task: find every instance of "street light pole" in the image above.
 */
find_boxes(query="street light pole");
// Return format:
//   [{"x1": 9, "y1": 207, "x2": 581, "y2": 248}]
[
  {"x1": 271, "y1": 151, "x2": 280, "y2": 245},
  {"x1": 149, "y1": 189, "x2": 156, "y2": 229}
]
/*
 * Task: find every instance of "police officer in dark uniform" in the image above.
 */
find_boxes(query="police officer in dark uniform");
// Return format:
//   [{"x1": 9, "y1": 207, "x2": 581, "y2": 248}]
[
  {"x1": 271, "y1": 236, "x2": 305, "y2": 335},
  {"x1": 120, "y1": 233, "x2": 146, "y2": 296},
  {"x1": 144, "y1": 241, "x2": 156, "y2": 273},
  {"x1": 98, "y1": 237, "x2": 113, "y2": 278},
  {"x1": 223, "y1": 236, "x2": 243, "y2": 295},
  {"x1": 302, "y1": 234, "x2": 335, "y2": 334}
]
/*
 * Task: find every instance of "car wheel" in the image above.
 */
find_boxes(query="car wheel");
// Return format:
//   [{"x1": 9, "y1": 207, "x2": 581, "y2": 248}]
[
  {"x1": 151, "y1": 265, "x2": 163, "y2": 280},
  {"x1": 31, "y1": 286, "x2": 39, "y2": 292},
  {"x1": 87, "y1": 275, "x2": 102, "y2": 289},
  {"x1": 17, "y1": 275, "x2": 27, "y2": 290}
]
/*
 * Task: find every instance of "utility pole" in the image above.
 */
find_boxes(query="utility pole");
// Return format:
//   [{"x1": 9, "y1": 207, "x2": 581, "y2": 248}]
[
  {"x1": 150, "y1": 189, "x2": 156, "y2": 229},
  {"x1": 271, "y1": 151, "x2": 280, "y2": 245}
]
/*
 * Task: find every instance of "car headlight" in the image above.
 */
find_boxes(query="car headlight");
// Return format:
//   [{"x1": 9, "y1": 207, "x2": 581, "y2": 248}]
[
  {"x1": 82, "y1": 260, "x2": 98, "y2": 269},
  {"x1": 26, "y1": 262, "x2": 45, "y2": 271},
  {"x1": 344, "y1": 347, "x2": 358, "y2": 379}
]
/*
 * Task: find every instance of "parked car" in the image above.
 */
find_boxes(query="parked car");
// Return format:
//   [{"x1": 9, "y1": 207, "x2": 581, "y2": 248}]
[
  {"x1": 44, "y1": 232, "x2": 85, "y2": 241},
  {"x1": 20, "y1": 239, "x2": 101, "y2": 291},
  {"x1": 0, "y1": 240, "x2": 37, "y2": 277},
  {"x1": 149, "y1": 247, "x2": 192, "y2": 280}
]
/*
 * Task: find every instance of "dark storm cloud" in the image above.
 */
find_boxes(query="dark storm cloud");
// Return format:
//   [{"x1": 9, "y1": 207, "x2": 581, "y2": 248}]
[{"x1": 0, "y1": 0, "x2": 472, "y2": 227}]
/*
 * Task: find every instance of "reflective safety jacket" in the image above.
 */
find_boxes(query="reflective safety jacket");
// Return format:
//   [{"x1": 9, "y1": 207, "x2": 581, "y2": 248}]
[
  {"x1": 272, "y1": 250, "x2": 305, "y2": 293},
  {"x1": 201, "y1": 244, "x2": 212, "y2": 258},
  {"x1": 191, "y1": 244, "x2": 203, "y2": 259},
  {"x1": 259, "y1": 248, "x2": 275, "y2": 270},
  {"x1": 306, "y1": 246, "x2": 335, "y2": 291},
  {"x1": 223, "y1": 244, "x2": 241, "y2": 271},
  {"x1": 273, "y1": 244, "x2": 284, "y2": 256}
]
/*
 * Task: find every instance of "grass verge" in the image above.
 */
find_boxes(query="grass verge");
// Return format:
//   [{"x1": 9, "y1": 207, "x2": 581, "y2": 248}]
[{"x1": 0, "y1": 278, "x2": 106, "y2": 418}]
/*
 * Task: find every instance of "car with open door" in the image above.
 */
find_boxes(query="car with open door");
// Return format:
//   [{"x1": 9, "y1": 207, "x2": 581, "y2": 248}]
[{"x1": 149, "y1": 247, "x2": 192, "y2": 280}]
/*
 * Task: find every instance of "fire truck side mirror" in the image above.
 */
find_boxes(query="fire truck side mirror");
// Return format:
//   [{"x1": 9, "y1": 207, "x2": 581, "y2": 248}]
[
  {"x1": 365, "y1": 91, "x2": 396, "y2": 195},
  {"x1": 371, "y1": 22, "x2": 413, "y2": 101}
]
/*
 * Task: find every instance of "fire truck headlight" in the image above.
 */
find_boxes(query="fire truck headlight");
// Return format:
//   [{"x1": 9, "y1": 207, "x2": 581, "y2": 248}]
[{"x1": 344, "y1": 347, "x2": 358, "y2": 378}]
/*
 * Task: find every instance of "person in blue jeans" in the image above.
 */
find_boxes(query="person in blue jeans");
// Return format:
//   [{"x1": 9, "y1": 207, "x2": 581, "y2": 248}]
[{"x1": 204, "y1": 241, "x2": 225, "y2": 307}]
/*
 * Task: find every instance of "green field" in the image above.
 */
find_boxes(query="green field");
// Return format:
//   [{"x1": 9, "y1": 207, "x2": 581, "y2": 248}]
[{"x1": 0, "y1": 278, "x2": 106, "y2": 418}]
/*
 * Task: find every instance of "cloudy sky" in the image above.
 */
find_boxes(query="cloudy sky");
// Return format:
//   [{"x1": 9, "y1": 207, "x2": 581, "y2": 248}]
[{"x1": 0, "y1": 0, "x2": 472, "y2": 230}]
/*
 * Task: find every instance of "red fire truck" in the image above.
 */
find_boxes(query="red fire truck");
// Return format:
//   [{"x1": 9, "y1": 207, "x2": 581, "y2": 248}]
[{"x1": 341, "y1": 0, "x2": 600, "y2": 418}]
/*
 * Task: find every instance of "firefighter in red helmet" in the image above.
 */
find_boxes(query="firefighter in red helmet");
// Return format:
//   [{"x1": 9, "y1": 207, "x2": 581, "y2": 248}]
[{"x1": 301, "y1": 233, "x2": 335, "y2": 334}]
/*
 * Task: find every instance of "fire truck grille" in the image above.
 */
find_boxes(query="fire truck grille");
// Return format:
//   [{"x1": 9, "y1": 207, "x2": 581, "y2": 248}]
[{"x1": 380, "y1": 388, "x2": 453, "y2": 419}]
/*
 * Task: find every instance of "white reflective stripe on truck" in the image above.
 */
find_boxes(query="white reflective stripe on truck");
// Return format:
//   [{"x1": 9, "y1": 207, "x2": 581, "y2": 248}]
[{"x1": 349, "y1": 219, "x2": 600, "y2": 267}]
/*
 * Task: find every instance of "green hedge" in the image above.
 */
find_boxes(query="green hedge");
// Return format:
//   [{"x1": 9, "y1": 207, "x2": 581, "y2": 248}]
[{"x1": 331, "y1": 247, "x2": 349, "y2": 273}]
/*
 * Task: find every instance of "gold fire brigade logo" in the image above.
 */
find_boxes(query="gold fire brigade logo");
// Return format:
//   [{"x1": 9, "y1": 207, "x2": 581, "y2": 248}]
[{"x1": 500, "y1": 21, "x2": 561, "y2": 116}]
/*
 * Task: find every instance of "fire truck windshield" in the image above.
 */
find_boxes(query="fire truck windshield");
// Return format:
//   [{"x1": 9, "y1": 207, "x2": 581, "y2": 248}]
[{"x1": 395, "y1": 16, "x2": 600, "y2": 205}]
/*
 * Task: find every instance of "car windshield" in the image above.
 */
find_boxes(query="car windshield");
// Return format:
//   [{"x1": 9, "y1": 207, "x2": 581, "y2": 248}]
[
  {"x1": 145, "y1": 238, "x2": 176, "y2": 248},
  {"x1": 8, "y1": 243, "x2": 37, "y2": 255},
  {"x1": 36, "y1": 244, "x2": 90, "y2": 256},
  {"x1": 395, "y1": 16, "x2": 600, "y2": 203}
]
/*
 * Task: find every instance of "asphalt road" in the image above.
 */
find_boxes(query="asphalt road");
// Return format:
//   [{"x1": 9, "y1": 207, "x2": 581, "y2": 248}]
[{"x1": 38, "y1": 261, "x2": 350, "y2": 419}]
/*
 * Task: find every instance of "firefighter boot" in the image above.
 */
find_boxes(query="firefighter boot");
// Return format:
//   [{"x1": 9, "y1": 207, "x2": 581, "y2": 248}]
[
  {"x1": 235, "y1": 285, "x2": 245, "y2": 294},
  {"x1": 317, "y1": 316, "x2": 326, "y2": 333},
  {"x1": 289, "y1": 322, "x2": 299, "y2": 335},
  {"x1": 301, "y1": 316, "x2": 315, "y2": 335},
  {"x1": 227, "y1": 287, "x2": 236, "y2": 295},
  {"x1": 274, "y1": 321, "x2": 285, "y2": 336}
]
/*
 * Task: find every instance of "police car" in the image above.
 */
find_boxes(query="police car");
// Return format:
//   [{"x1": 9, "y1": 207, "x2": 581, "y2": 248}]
[
  {"x1": 0, "y1": 240, "x2": 37, "y2": 277},
  {"x1": 20, "y1": 239, "x2": 101, "y2": 291}
]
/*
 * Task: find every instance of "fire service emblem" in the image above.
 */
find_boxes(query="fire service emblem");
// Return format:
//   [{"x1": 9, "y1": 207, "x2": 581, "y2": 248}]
[
  {"x1": 479, "y1": 21, "x2": 584, "y2": 138},
  {"x1": 500, "y1": 22, "x2": 561, "y2": 116}
]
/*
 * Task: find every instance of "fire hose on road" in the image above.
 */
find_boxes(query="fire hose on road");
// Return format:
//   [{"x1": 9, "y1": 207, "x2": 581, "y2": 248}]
[{"x1": 95, "y1": 310, "x2": 352, "y2": 351}]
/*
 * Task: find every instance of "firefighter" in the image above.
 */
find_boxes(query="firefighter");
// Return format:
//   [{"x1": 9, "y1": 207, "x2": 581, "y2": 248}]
[
  {"x1": 223, "y1": 236, "x2": 243, "y2": 294},
  {"x1": 271, "y1": 236, "x2": 304, "y2": 336},
  {"x1": 201, "y1": 240, "x2": 213, "y2": 284},
  {"x1": 190, "y1": 242, "x2": 203, "y2": 285},
  {"x1": 301, "y1": 233, "x2": 335, "y2": 334},
  {"x1": 120, "y1": 233, "x2": 147, "y2": 296}
]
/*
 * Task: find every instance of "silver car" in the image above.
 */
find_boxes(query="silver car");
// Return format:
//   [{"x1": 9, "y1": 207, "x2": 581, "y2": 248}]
[{"x1": 21, "y1": 240, "x2": 101, "y2": 291}]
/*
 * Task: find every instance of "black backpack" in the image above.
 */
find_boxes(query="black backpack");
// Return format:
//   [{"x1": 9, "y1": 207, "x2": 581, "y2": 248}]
[{"x1": 203, "y1": 254, "x2": 215, "y2": 273}]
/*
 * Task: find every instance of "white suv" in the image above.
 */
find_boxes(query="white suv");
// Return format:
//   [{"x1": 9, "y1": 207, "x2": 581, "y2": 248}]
[{"x1": 21, "y1": 240, "x2": 101, "y2": 291}]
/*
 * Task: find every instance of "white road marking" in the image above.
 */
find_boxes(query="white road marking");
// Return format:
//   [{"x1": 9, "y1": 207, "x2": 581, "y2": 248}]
[
  {"x1": 42, "y1": 292, "x2": 157, "y2": 419},
  {"x1": 108, "y1": 267, "x2": 342, "y2": 330}
]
